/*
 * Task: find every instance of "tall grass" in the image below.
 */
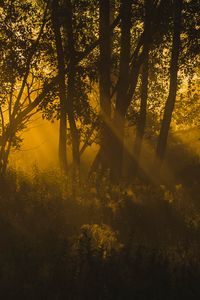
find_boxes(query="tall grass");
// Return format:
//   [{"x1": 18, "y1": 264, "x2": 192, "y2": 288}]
[{"x1": 0, "y1": 168, "x2": 200, "y2": 299}]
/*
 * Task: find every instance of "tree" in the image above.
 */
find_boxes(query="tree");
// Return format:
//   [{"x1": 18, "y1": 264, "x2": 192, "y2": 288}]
[
  {"x1": 0, "y1": 0, "x2": 51, "y2": 175},
  {"x1": 129, "y1": 0, "x2": 151, "y2": 180},
  {"x1": 99, "y1": 0, "x2": 112, "y2": 171},
  {"x1": 2, "y1": 0, "x2": 198, "y2": 187},
  {"x1": 155, "y1": 0, "x2": 183, "y2": 171},
  {"x1": 110, "y1": 0, "x2": 132, "y2": 183},
  {"x1": 0, "y1": 0, "x2": 120, "y2": 176},
  {"x1": 63, "y1": 0, "x2": 80, "y2": 180},
  {"x1": 51, "y1": 0, "x2": 68, "y2": 174}
]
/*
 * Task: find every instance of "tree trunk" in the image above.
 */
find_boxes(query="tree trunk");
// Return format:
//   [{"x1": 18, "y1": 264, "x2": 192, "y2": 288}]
[
  {"x1": 129, "y1": 0, "x2": 151, "y2": 180},
  {"x1": 0, "y1": 132, "x2": 12, "y2": 176},
  {"x1": 51, "y1": 0, "x2": 68, "y2": 174},
  {"x1": 0, "y1": 137, "x2": 8, "y2": 176},
  {"x1": 64, "y1": 0, "x2": 80, "y2": 182},
  {"x1": 110, "y1": 0, "x2": 132, "y2": 183},
  {"x1": 1, "y1": 138, "x2": 12, "y2": 176},
  {"x1": 99, "y1": 0, "x2": 111, "y2": 171},
  {"x1": 155, "y1": 0, "x2": 182, "y2": 170}
]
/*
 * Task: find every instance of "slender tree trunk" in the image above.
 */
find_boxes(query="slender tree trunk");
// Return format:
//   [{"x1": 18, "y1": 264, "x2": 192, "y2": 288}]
[
  {"x1": 110, "y1": 0, "x2": 132, "y2": 183},
  {"x1": 129, "y1": 0, "x2": 151, "y2": 180},
  {"x1": 1, "y1": 138, "x2": 12, "y2": 176},
  {"x1": 51, "y1": 0, "x2": 68, "y2": 174},
  {"x1": 99, "y1": 0, "x2": 111, "y2": 171},
  {"x1": 131, "y1": 50, "x2": 149, "y2": 179},
  {"x1": 59, "y1": 110, "x2": 68, "y2": 174},
  {"x1": 89, "y1": 0, "x2": 115, "y2": 179},
  {"x1": 0, "y1": 138, "x2": 7, "y2": 175},
  {"x1": 155, "y1": 0, "x2": 182, "y2": 170},
  {"x1": 64, "y1": 0, "x2": 80, "y2": 182},
  {"x1": 0, "y1": 132, "x2": 12, "y2": 176}
]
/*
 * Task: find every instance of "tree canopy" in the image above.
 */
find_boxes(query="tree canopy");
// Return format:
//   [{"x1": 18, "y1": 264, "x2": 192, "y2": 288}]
[{"x1": 0, "y1": 0, "x2": 199, "y2": 182}]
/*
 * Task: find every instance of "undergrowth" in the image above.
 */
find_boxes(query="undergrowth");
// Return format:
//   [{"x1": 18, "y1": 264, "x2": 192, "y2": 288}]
[{"x1": 0, "y1": 168, "x2": 200, "y2": 299}]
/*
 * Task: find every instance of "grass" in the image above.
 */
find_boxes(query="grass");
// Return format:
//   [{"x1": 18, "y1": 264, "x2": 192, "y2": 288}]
[{"x1": 0, "y1": 168, "x2": 200, "y2": 299}]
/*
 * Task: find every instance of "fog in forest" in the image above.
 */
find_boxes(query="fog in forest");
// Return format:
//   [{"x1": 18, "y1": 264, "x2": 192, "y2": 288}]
[{"x1": 0, "y1": 0, "x2": 199, "y2": 299}]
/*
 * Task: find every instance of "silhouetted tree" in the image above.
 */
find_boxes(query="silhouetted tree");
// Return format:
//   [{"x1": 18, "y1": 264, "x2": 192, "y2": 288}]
[
  {"x1": 51, "y1": 0, "x2": 68, "y2": 174},
  {"x1": 0, "y1": 0, "x2": 50, "y2": 175},
  {"x1": 130, "y1": 0, "x2": 151, "y2": 179},
  {"x1": 155, "y1": 0, "x2": 183, "y2": 170},
  {"x1": 63, "y1": 0, "x2": 80, "y2": 180},
  {"x1": 99, "y1": 0, "x2": 112, "y2": 171},
  {"x1": 110, "y1": 0, "x2": 132, "y2": 183}
]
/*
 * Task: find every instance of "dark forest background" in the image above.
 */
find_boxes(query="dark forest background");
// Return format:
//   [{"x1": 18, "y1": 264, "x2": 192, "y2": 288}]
[{"x1": 0, "y1": 0, "x2": 200, "y2": 299}]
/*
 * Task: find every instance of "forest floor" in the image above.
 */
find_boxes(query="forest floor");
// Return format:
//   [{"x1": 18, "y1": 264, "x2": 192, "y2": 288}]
[{"x1": 0, "y1": 166, "x2": 200, "y2": 300}]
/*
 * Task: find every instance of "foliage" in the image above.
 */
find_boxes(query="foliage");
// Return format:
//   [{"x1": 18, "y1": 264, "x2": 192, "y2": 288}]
[
  {"x1": 0, "y1": 168, "x2": 200, "y2": 299},
  {"x1": 0, "y1": 1, "x2": 199, "y2": 298}
]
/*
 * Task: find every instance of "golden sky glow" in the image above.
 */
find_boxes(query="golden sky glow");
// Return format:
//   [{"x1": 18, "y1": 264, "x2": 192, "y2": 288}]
[{"x1": 10, "y1": 115, "x2": 59, "y2": 172}]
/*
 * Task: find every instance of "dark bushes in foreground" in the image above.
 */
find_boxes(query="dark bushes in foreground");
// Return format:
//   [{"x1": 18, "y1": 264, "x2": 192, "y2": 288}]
[{"x1": 0, "y1": 170, "x2": 200, "y2": 299}]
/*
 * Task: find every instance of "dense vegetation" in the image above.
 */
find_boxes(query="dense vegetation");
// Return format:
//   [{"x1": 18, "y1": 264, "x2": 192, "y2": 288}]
[
  {"x1": 1, "y1": 169, "x2": 200, "y2": 299},
  {"x1": 0, "y1": 0, "x2": 199, "y2": 298}
]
